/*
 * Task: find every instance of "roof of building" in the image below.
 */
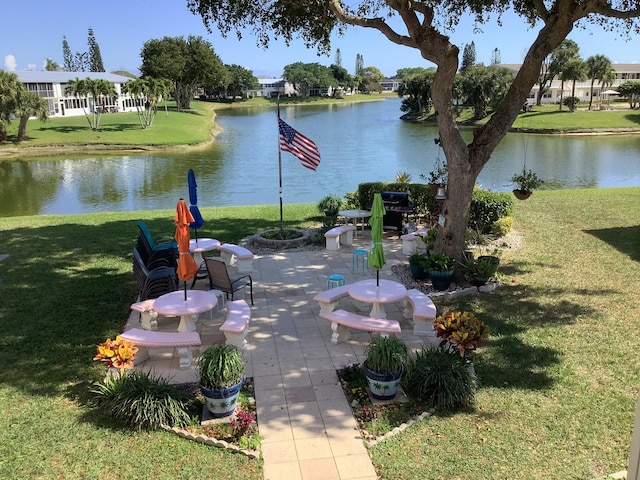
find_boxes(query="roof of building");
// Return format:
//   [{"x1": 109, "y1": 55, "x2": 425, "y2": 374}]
[
  {"x1": 14, "y1": 71, "x2": 133, "y2": 83},
  {"x1": 499, "y1": 63, "x2": 640, "y2": 74}
]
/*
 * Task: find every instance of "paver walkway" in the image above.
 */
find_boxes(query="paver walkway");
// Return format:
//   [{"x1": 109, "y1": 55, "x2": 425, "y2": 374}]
[{"x1": 125, "y1": 231, "x2": 429, "y2": 480}]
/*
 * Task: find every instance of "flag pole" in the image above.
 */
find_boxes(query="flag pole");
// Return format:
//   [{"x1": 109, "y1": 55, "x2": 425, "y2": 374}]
[{"x1": 276, "y1": 94, "x2": 284, "y2": 236}]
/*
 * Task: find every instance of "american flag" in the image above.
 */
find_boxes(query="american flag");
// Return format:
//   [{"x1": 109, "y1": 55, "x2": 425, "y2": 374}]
[{"x1": 278, "y1": 118, "x2": 321, "y2": 171}]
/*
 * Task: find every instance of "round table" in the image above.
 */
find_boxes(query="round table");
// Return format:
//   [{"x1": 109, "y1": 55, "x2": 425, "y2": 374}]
[
  {"x1": 189, "y1": 237, "x2": 221, "y2": 266},
  {"x1": 152, "y1": 289, "x2": 218, "y2": 332},
  {"x1": 338, "y1": 209, "x2": 371, "y2": 237},
  {"x1": 347, "y1": 279, "x2": 407, "y2": 319}
]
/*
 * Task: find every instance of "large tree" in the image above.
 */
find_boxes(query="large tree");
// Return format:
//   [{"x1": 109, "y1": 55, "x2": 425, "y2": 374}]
[
  {"x1": 221, "y1": 64, "x2": 256, "y2": 99},
  {"x1": 0, "y1": 71, "x2": 21, "y2": 142},
  {"x1": 283, "y1": 62, "x2": 336, "y2": 97},
  {"x1": 187, "y1": 0, "x2": 640, "y2": 259},
  {"x1": 87, "y1": 27, "x2": 105, "y2": 72},
  {"x1": 535, "y1": 39, "x2": 579, "y2": 105},
  {"x1": 140, "y1": 36, "x2": 226, "y2": 110}
]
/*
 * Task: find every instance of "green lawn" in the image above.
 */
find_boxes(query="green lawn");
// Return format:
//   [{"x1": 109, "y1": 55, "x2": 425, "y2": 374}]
[{"x1": 1, "y1": 190, "x2": 639, "y2": 478}]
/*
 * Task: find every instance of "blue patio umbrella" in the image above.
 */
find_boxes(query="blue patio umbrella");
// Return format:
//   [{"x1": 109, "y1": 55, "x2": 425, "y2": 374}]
[{"x1": 187, "y1": 169, "x2": 205, "y2": 242}]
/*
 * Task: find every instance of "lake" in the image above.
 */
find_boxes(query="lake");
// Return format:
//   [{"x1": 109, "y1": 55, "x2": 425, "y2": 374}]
[{"x1": 1, "y1": 97, "x2": 640, "y2": 217}]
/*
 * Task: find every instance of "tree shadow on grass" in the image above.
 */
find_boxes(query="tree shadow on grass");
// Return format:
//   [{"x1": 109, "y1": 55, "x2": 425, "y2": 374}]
[
  {"x1": 0, "y1": 213, "x2": 317, "y2": 397},
  {"x1": 584, "y1": 225, "x2": 640, "y2": 262}
]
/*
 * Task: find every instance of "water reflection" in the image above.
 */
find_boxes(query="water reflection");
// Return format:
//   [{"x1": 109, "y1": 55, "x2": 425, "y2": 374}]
[{"x1": 1, "y1": 97, "x2": 639, "y2": 217}]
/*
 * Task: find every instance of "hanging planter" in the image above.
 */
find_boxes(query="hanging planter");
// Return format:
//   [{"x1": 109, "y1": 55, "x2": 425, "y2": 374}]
[
  {"x1": 512, "y1": 189, "x2": 532, "y2": 200},
  {"x1": 510, "y1": 168, "x2": 543, "y2": 200}
]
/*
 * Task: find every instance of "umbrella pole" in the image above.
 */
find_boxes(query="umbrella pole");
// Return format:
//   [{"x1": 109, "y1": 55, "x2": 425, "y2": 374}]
[
  {"x1": 377, "y1": 270, "x2": 379, "y2": 287},
  {"x1": 184, "y1": 281, "x2": 187, "y2": 301}
]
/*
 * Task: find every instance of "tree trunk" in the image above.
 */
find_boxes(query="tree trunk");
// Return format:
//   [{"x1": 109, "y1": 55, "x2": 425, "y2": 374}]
[{"x1": 17, "y1": 114, "x2": 29, "y2": 142}]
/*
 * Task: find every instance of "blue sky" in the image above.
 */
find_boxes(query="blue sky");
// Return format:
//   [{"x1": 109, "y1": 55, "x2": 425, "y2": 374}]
[{"x1": 2, "y1": 1, "x2": 638, "y2": 78}]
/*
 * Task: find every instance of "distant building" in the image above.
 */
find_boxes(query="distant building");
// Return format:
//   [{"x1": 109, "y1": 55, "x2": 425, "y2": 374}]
[
  {"x1": 500, "y1": 63, "x2": 640, "y2": 104},
  {"x1": 381, "y1": 78, "x2": 402, "y2": 92},
  {"x1": 245, "y1": 78, "x2": 297, "y2": 98},
  {"x1": 14, "y1": 71, "x2": 138, "y2": 118}
]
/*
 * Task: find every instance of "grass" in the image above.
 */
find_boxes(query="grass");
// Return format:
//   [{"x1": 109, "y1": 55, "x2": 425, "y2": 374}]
[
  {"x1": 1, "y1": 101, "x2": 216, "y2": 149},
  {"x1": 369, "y1": 187, "x2": 640, "y2": 479},
  {"x1": 0, "y1": 204, "x2": 318, "y2": 480},
  {"x1": 0, "y1": 187, "x2": 639, "y2": 479}
]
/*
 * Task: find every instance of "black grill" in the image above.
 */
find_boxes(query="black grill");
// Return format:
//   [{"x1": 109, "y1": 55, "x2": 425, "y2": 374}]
[{"x1": 380, "y1": 191, "x2": 414, "y2": 232}]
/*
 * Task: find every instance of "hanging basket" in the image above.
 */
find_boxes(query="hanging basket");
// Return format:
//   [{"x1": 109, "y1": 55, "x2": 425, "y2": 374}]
[{"x1": 513, "y1": 189, "x2": 532, "y2": 200}]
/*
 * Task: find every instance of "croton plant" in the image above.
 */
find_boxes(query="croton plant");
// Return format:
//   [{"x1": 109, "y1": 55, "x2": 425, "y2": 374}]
[
  {"x1": 433, "y1": 310, "x2": 489, "y2": 357},
  {"x1": 94, "y1": 336, "x2": 138, "y2": 371}
]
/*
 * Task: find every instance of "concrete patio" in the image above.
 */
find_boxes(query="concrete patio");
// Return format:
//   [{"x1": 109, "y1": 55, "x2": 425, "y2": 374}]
[{"x1": 124, "y1": 230, "x2": 431, "y2": 480}]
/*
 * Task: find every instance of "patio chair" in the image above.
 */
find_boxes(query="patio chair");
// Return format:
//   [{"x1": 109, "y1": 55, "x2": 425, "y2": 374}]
[
  {"x1": 133, "y1": 247, "x2": 178, "y2": 300},
  {"x1": 204, "y1": 257, "x2": 253, "y2": 305}
]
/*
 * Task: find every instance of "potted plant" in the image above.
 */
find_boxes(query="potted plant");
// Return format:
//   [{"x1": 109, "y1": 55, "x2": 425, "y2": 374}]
[
  {"x1": 363, "y1": 335, "x2": 410, "y2": 400},
  {"x1": 460, "y1": 252, "x2": 500, "y2": 286},
  {"x1": 433, "y1": 310, "x2": 490, "y2": 357},
  {"x1": 408, "y1": 251, "x2": 427, "y2": 280},
  {"x1": 510, "y1": 168, "x2": 543, "y2": 200},
  {"x1": 317, "y1": 194, "x2": 343, "y2": 225},
  {"x1": 424, "y1": 251, "x2": 457, "y2": 291},
  {"x1": 197, "y1": 344, "x2": 245, "y2": 418}
]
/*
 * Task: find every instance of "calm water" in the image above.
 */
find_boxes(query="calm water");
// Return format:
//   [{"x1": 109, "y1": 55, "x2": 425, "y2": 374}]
[{"x1": 1, "y1": 97, "x2": 640, "y2": 217}]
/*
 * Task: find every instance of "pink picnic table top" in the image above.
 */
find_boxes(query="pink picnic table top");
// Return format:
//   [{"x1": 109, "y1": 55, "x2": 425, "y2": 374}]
[
  {"x1": 152, "y1": 289, "x2": 218, "y2": 332},
  {"x1": 189, "y1": 238, "x2": 220, "y2": 253},
  {"x1": 347, "y1": 279, "x2": 407, "y2": 319},
  {"x1": 189, "y1": 238, "x2": 220, "y2": 265}
]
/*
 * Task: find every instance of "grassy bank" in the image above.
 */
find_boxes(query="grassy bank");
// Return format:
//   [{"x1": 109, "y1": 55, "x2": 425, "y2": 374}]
[{"x1": 1, "y1": 189, "x2": 639, "y2": 478}]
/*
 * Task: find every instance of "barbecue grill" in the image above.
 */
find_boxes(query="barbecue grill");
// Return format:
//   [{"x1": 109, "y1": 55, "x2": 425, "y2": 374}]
[{"x1": 380, "y1": 191, "x2": 414, "y2": 233}]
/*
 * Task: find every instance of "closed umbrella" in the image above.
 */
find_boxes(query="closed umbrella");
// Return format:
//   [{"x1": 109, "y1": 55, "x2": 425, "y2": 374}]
[
  {"x1": 175, "y1": 198, "x2": 199, "y2": 300},
  {"x1": 187, "y1": 169, "x2": 204, "y2": 243},
  {"x1": 368, "y1": 193, "x2": 387, "y2": 286}
]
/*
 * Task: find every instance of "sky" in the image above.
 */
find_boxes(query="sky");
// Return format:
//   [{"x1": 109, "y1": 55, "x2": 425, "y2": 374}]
[{"x1": 1, "y1": 1, "x2": 639, "y2": 78}]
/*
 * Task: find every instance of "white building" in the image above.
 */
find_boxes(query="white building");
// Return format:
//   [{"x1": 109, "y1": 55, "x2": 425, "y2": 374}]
[
  {"x1": 500, "y1": 63, "x2": 640, "y2": 104},
  {"x1": 245, "y1": 78, "x2": 297, "y2": 98},
  {"x1": 15, "y1": 71, "x2": 138, "y2": 118}
]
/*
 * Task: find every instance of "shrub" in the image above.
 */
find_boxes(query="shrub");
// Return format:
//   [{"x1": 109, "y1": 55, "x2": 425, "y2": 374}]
[
  {"x1": 402, "y1": 347, "x2": 476, "y2": 412},
  {"x1": 491, "y1": 216, "x2": 513, "y2": 236},
  {"x1": 90, "y1": 370, "x2": 194, "y2": 430},
  {"x1": 469, "y1": 189, "x2": 514, "y2": 233}
]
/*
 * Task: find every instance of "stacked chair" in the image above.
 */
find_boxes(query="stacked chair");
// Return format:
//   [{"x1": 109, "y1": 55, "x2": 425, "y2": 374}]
[
  {"x1": 136, "y1": 221, "x2": 178, "y2": 269},
  {"x1": 133, "y1": 221, "x2": 179, "y2": 301}
]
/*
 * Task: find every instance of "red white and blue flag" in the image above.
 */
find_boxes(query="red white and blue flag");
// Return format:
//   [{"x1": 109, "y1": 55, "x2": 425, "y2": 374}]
[{"x1": 278, "y1": 118, "x2": 321, "y2": 171}]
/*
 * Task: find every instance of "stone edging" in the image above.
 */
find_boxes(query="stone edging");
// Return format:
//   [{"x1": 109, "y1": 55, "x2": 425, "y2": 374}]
[
  {"x1": 161, "y1": 425, "x2": 261, "y2": 459},
  {"x1": 366, "y1": 410, "x2": 434, "y2": 448}
]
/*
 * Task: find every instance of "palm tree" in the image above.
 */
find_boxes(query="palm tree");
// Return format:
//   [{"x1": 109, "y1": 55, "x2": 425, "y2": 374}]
[
  {"x1": 586, "y1": 55, "x2": 613, "y2": 110},
  {"x1": 64, "y1": 77, "x2": 92, "y2": 129},
  {"x1": 560, "y1": 59, "x2": 587, "y2": 111},
  {"x1": 87, "y1": 78, "x2": 117, "y2": 130},
  {"x1": 0, "y1": 71, "x2": 21, "y2": 142},
  {"x1": 15, "y1": 89, "x2": 49, "y2": 141}
]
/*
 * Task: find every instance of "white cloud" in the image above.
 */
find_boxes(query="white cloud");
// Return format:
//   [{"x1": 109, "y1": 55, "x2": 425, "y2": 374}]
[
  {"x1": 27, "y1": 63, "x2": 36, "y2": 71},
  {"x1": 4, "y1": 55, "x2": 17, "y2": 71}
]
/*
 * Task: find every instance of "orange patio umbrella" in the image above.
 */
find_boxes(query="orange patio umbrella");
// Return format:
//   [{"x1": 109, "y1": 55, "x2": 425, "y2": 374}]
[{"x1": 175, "y1": 198, "x2": 199, "y2": 300}]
